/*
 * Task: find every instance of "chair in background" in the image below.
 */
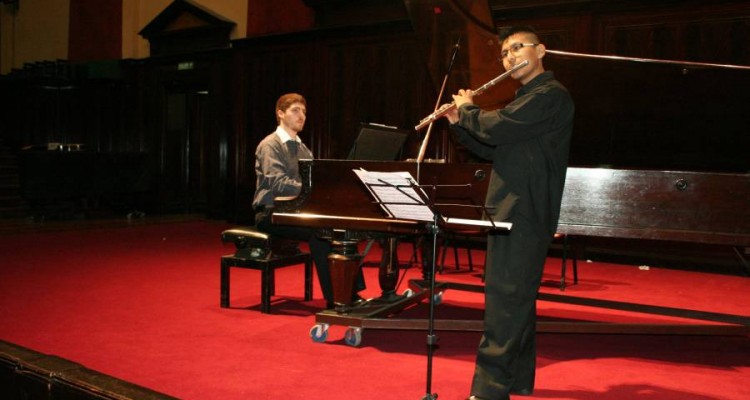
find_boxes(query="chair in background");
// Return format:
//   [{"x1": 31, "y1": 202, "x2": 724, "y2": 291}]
[
  {"x1": 439, "y1": 231, "x2": 580, "y2": 291},
  {"x1": 439, "y1": 230, "x2": 486, "y2": 273},
  {"x1": 553, "y1": 232, "x2": 579, "y2": 291}
]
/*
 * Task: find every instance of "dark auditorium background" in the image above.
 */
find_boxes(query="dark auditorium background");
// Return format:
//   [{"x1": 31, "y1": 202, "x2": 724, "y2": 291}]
[
  {"x1": 1, "y1": 0, "x2": 748, "y2": 224},
  {"x1": 1, "y1": 1, "x2": 749, "y2": 399}
]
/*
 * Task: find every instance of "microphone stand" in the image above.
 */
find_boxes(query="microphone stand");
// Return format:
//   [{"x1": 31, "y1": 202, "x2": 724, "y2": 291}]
[{"x1": 416, "y1": 36, "x2": 460, "y2": 183}]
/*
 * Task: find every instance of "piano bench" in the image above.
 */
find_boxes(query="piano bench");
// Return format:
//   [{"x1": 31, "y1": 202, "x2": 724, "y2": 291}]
[{"x1": 220, "y1": 228, "x2": 313, "y2": 313}]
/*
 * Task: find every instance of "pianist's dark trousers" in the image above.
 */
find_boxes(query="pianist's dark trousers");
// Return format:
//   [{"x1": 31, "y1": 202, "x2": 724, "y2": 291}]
[
  {"x1": 255, "y1": 209, "x2": 365, "y2": 307},
  {"x1": 471, "y1": 220, "x2": 550, "y2": 400}
]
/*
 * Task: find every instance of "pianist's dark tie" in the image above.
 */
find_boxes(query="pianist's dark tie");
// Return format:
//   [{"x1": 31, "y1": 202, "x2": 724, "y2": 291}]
[{"x1": 286, "y1": 140, "x2": 298, "y2": 159}]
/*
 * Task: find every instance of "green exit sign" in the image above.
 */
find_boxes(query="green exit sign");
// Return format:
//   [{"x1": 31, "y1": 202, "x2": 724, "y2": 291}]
[{"x1": 178, "y1": 61, "x2": 194, "y2": 70}]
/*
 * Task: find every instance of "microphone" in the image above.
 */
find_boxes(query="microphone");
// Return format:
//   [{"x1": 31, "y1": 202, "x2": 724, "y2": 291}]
[{"x1": 447, "y1": 36, "x2": 461, "y2": 71}]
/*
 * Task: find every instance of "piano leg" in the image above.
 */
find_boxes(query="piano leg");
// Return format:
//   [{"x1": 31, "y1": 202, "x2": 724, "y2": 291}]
[{"x1": 328, "y1": 238, "x2": 362, "y2": 310}]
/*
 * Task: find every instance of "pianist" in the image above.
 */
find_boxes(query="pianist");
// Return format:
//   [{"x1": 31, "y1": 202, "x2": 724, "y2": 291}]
[
  {"x1": 252, "y1": 93, "x2": 364, "y2": 309},
  {"x1": 444, "y1": 26, "x2": 575, "y2": 400}
]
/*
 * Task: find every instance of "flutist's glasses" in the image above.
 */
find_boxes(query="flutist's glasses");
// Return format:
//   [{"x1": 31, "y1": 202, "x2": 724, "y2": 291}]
[{"x1": 500, "y1": 43, "x2": 538, "y2": 60}]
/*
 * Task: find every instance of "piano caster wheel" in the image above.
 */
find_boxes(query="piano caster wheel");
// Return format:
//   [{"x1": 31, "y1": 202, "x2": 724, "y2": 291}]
[
  {"x1": 310, "y1": 323, "x2": 330, "y2": 343},
  {"x1": 344, "y1": 327, "x2": 363, "y2": 347},
  {"x1": 432, "y1": 291, "x2": 443, "y2": 305},
  {"x1": 402, "y1": 288, "x2": 415, "y2": 298}
]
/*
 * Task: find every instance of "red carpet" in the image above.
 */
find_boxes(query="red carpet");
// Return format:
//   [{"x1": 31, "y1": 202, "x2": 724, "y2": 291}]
[{"x1": 1, "y1": 219, "x2": 748, "y2": 399}]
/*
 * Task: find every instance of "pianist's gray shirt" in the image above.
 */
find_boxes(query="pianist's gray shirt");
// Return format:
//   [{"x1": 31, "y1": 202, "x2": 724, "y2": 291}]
[{"x1": 252, "y1": 126, "x2": 314, "y2": 210}]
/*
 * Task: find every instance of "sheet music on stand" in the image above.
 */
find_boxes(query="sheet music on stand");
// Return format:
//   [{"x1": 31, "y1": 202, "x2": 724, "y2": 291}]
[
  {"x1": 353, "y1": 169, "x2": 434, "y2": 221},
  {"x1": 353, "y1": 169, "x2": 512, "y2": 231}
]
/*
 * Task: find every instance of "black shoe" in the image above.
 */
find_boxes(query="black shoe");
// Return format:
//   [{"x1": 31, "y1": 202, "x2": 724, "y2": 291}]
[
  {"x1": 510, "y1": 388, "x2": 533, "y2": 396},
  {"x1": 351, "y1": 294, "x2": 367, "y2": 306}
]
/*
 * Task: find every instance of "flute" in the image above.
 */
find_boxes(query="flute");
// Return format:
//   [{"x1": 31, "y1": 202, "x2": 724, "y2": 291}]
[{"x1": 414, "y1": 60, "x2": 529, "y2": 131}]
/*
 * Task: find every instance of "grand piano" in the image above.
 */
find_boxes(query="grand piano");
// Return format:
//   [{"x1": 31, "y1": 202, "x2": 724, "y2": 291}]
[{"x1": 273, "y1": 158, "x2": 506, "y2": 343}]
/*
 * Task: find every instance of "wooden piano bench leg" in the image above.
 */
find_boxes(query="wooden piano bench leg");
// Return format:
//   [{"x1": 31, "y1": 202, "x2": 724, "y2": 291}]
[
  {"x1": 219, "y1": 253, "x2": 313, "y2": 314},
  {"x1": 220, "y1": 256, "x2": 231, "y2": 308},
  {"x1": 220, "y1": 227, "x2": 313, "y2": 313}
]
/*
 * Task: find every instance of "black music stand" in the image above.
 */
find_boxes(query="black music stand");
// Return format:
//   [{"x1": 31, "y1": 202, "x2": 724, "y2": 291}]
[{"x1": 347, "y1": 123, "x2": 409, "y2": 161}]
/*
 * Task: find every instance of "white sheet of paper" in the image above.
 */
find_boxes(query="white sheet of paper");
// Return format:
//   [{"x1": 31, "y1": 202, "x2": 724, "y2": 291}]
[
  {"x1": 443, "y1": 217, "x2": 512, "y2": 230},
  {"x1": 353, "y1": 169, "x2": 434, "y2": 221}
]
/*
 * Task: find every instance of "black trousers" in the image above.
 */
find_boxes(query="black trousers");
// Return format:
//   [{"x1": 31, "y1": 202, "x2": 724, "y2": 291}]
[{"x1": 470, "y1": 221, "x2": 550, "y2": 400}]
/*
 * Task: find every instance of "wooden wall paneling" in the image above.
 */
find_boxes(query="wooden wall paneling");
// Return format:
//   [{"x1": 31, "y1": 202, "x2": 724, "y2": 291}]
[
  {"x1": 132, "y1": 60, "x2": 166, "y2": 214},
  {"x1": 74, "y1": 80, "x2": 128, "y2": 152},
  {"x1": 382, "y1": 37, "x2": 438, "y2": 160},
  {"x1": 490, "y1": 1, "x2": 750, "y2": 173},
  {"x1": 133, "y1": 51, "x2": 231, "y2": 215},
  {"x1": 324, "y1": 36, "x2": 408, "y2": 158},
  {"x1": 5, "y1": 80, "x2": 50, "y2": 148},
  {"x1": 232, "y1": 37, "x2": 321, "y2": 221},
  {"x1": 117, "y1": 61, "x2": 146, "y2": 153},
  {"x1": 586, "y1": 3, "x2": 750, "y2": 172},
  {"x1": 242, "y1": 43, "x2": 320, "y2": 148},
  {"x1": 594, "y1": 2, "x2": 750, "y2": 64},
  {"x1": 11, "y1": 1, "x2": 746, "y2": 221},
  {"x1": 161, "y1": 71, "x2": 192, "y2": 213},
  {"x1": 0, "y1": 80, "x2": 23, "y2": 149},
  {"x1": 124, "y1": 62, "x2": 151, "y2": 154},
  {"x1": 225, "y1": 49, "x2": 250, "y2": 222},
  {"x1": 1, "y1": 63, "x2": 129, "y2": 151},
  {"x1": 321, "y1": 28, "x2": 442, "y2": 161},
  {"x1": 489, "y1": 1, "x2": 750, "y2": 64},
  {"x1": 57, "y1": 78, "x2": 126, "y2": 153},
  {"x1": 205, "y1": 54, "x2": 232, "y2": 219},
  {"x1": 26, "y1": 87, "x2": 56, "y2": 145}
]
